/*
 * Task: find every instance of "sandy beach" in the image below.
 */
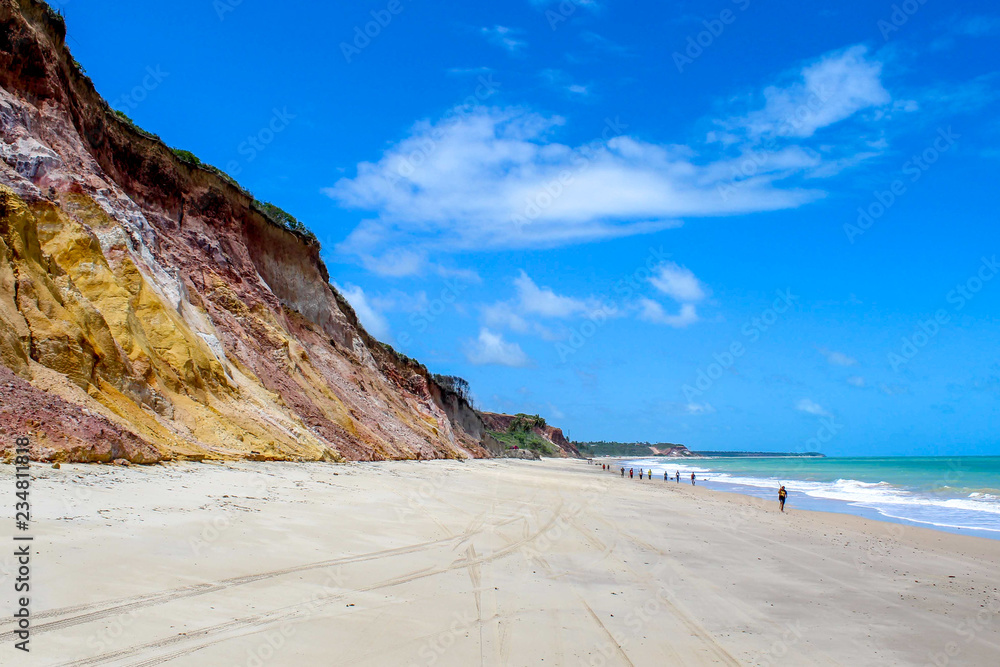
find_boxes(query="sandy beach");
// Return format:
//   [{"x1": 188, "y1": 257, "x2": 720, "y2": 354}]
[{"x1": 3, "y1": 457, "x2": 999, "y2": 666}]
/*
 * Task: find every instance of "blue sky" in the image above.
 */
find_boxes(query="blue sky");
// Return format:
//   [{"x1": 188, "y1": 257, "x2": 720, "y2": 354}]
[{"x1": 60, "y1": 1, "x2": 1000, "y2": 455}]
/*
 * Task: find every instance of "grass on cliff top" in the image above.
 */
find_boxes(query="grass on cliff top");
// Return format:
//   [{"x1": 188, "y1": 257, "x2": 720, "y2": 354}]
[
  {"x1": 165, "y1": 149, "x2": 319, "y2": 245},
  {"x1": 488, "y1": 413, "x2": 556, "y2": 456},
  {"x1": 488, "y1": 429, "x2": 558, "y2": 456}
]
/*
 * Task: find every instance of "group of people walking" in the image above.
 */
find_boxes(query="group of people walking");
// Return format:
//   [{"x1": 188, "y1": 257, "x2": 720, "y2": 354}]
[
  {"x1": 599, "y1": 463, "x2": 696, "y2": 485},
  {"x1": 595, "y1": 462, "x2": 790, "y2": 511}
]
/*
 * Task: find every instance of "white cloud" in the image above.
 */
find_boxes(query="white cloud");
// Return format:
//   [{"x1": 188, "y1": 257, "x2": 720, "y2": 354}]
[
  {"x1": 329, "y1": 107, "x2": 822, "y2": 256},
  {"x1": 341, "y1": 243, "x2": 480, "y2": 281},
  {"x1": 685, "y1": 402, "x2": 715, "y2": 414},
  {"x1": 637, "y1": 299, "x2": 698, "y2": 328},
  {"x1": 329, "y1": 44, "x2": 893, "y2": 262},
  {"x1": 847, "y1": 376, "x2": 866, "y2": 387},
  {"x1": 480, "y1": 25, "x2": 526, "y2": 54},
  {"x1": 465, "y1": 328, "x2": 531, "y2": 367},
  {"x1": 513, "y1": 271, "x2": 590, "y2": 317},
  {"x1": 819, "y1": 347, "x2": 858, "y2": 366},
  {"x1": 796, "y1": 398, "x2": 831, "y2": 417},
  {"x1": 336, "y1": 283, "x2": 391, "y2": 340},
  {"x1": 722, "y1": 45, "x2": 891, "y2": 140},
  {"x1": 481, "y1": 271, "x2": 610, "y2": 340},
  {"x1": 649, "y1": 262, "x2": 707, "y2": 303}
]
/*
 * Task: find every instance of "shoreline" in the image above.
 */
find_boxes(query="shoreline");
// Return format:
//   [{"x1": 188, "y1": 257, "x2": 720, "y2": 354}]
[
  {"x1": 608, "y1": 455, "x2": 1000, "y2": 542},
  {"x1": 3, "y1": 457, "x2": 999, "y2": 665}
]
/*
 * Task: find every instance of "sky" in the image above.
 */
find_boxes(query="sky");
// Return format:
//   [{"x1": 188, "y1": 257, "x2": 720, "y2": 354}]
[{"x1": 57, "y1": 0, "x2": 1000, "y2": 455}]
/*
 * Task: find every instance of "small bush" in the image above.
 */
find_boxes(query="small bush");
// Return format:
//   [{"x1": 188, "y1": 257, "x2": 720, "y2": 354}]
[{"x1": 171, "y1": 148, "x2": 203, "y2": 166}]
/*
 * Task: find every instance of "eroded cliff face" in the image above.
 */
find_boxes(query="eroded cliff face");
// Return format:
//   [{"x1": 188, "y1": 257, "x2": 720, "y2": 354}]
[
  {"x1": 479, "y1": 412, "x2": 581, "y2": 458},
  {"x1": 0, "y1": 0, "x2": 489, "y2": 462}
]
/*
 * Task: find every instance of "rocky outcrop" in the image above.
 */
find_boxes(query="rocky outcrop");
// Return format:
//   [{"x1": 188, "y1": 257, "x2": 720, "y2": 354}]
[{"x1": 0, "y1": 0, "x2": 492, "y2": 463}]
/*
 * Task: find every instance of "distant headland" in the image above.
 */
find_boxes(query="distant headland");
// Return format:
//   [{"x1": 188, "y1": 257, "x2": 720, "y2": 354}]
[{"x1": 575, "y1": 441, "x2": 825, "y2": 458}]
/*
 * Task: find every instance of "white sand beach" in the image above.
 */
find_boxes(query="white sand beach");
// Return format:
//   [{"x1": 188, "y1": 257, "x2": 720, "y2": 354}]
[{"x1": 2, "y1": 458, "x2": 999, "y2": 666}]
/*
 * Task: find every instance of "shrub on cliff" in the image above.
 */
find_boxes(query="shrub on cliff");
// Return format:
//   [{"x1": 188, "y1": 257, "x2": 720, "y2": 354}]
[
  {"x1": 171, "y1": 148, "x2": 202, "y2": 166},
  {"x1": 487, "y1": 426, "x2": 557, "y2": 456},
  {"x1": 510, "y1": 413, "x2": 546, "y2": 432},
  {"x1": 251, "y1": 200, "x2": 319, "y2": 245}
]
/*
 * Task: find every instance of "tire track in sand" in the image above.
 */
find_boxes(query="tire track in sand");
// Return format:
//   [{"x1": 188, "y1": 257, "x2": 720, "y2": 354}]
[
  {"x1": 0, "y1": 510, "x2": 529, "y2": 642},
  {"x1": 55, "y1": 502, "x2": 566, "y2": 667}
]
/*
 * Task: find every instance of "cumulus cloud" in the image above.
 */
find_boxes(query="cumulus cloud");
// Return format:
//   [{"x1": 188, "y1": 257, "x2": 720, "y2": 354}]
[
  {"x1": 637, "y1": 299, "x2": 698, "y2": 328},
  {"x1": 329, "y1": 108, "x2": 821, "y2": 256},
  {"x1": 819, "y1": 347, "x2": 858, "y2": 366},
  {"x1": 513, "y1": 271, "x2": 591, "y2": 317},
  {"x1": 719, "y1": 45, "x2": 891, "y2": 140},
  {"x1": 328, "y1": 44, "x2": 893, "y2": 264},
  {"x1": 649, "y1": 262, "x2": 707, "y2": 302},
  {"x1": 637, "y1": 262, "x2": 707, "y2": 327},
  {"x1": 847, "y1": 376, "x2": 866, "y2": 387},
  {"x1": 796, "y1": 398, "x2": 831, "y2": 417},
  {"x1": 481, "y1": 271, "x2": 610, "y2": 339},
  {"x1": 336, "y1": 283, "x2": 391, "y2": 340},
  {"x1": 465, "y1": 328, "x2": 531, "y2": 367}
]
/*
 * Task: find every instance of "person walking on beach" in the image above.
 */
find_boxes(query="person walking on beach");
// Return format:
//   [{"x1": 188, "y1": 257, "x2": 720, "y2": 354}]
[
  {"x1": 664, "y1": 470, "x2": 668, "y2": 481},
  {"x1": 639, "y1": 469, "x2": 644, "y2": 480},
  {"x1": 629, "y1": 468, "x2": 633, "y2": 479},
  {"x1": 778, "y1": 485, "x2": 788, "y2": 512},
  {"x1": 690, "y1": 472, "x2": 696, "y2": 486},
  {"x1": 676, "y1": 471, "x2": 680, "y2": 483},
  {"x1": 621, "y1": 467, "x2": 625, "y2": 477},
  {"x1": 648, "y1": 469, "x2": 653, "y2": 481}
]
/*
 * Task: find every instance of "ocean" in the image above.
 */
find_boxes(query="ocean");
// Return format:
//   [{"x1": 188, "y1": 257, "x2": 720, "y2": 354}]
[{"x1": 616, "y1": 456, "x2": 1000, "y2": 539}]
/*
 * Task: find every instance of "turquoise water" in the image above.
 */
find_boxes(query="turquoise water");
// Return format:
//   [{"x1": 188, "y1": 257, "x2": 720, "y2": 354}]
[{"x1": 617, "y1": 456, "x2": 1000, "y2": 538}]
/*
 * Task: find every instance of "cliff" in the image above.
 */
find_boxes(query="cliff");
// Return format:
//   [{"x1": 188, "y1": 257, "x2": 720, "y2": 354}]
[
  {"x1": 479, "y1": 412, "x2": 581, "y2": 458},
  {"x1": 0, "y1": 0, "x2": 494, "y2": 462}
]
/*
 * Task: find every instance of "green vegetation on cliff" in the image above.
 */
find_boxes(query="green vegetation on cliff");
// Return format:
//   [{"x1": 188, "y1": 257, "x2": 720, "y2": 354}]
[{"x1": 488, "y1": 413, "x2": 556, "y2": 456}]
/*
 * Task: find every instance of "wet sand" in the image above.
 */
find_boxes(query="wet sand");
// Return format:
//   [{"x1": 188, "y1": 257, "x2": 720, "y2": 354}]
[{"x1": 2, "y1": 457, "x2": 999, "y2": 666}]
